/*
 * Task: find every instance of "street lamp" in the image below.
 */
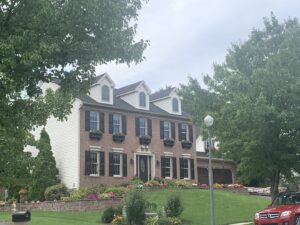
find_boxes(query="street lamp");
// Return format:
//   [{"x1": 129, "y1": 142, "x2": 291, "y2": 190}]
[{"x1": 204, "y1": 115, "x2": 215, "y2": 225}]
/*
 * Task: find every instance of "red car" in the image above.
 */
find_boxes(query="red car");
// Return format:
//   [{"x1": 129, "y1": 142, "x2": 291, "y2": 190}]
[{"x1": 254, "y1": 192, "x2": 300, "y2": 225}]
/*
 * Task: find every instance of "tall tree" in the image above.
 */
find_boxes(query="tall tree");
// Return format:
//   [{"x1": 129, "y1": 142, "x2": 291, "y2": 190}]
[
  {"x1": 0, "y1": 0, "x2": 148, "y2": 189},
  {"x1": 180, "y1": 14, "x2": 300, "y2": 200},
  {"x1": 29, "y1": 129, "x2": 59, "y2": 201}
]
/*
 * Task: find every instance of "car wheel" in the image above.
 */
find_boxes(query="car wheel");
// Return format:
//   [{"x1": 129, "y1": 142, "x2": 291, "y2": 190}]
[{"x1": 295, "y1": 215, "x2": 300, "y2": 225}]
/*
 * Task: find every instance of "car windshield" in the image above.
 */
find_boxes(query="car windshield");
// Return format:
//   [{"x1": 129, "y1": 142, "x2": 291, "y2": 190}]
[{"x1": 272, "y1": 193, "x2": 300, "y2": 206}]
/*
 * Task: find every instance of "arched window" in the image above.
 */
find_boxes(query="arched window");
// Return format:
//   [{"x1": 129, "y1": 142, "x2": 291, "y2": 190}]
[
  {"x1": 101, "y1": 85, "x2": 110, "y2": 101},
  {"x1": 139, "y1": 92, "x2": 146, "y2": 107},
  {"x1": 172, "y1": 98, "x2": 179, "y2": 112}
]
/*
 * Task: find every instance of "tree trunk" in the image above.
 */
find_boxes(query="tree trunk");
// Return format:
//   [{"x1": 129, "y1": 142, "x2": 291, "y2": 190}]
[{"x1": 270, "y1": 170, "x2": 280, "y2": 201}]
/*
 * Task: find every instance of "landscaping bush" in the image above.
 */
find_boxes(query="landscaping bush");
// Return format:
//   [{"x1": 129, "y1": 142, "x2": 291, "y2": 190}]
[
  {"x1": 102, "y1": 207, "x2": 116, "y2": 223},
  {"x1": 70, "y1": 184, "x2": 107, "y2": 200},
  {"x1": 125, "y1": 189, "x2": 147, "y2": 225},
  {"x1": 157, "y1": 217, "x2": 182, "y2": 225},
  {"x1": 105, "y1": 186, "x2": 127, "y2": 197},
  {"x1": 130, "y1": 177, "x2": 144, "y2": 186},
  {"x1": 165, "y1": 194, "x2": 183, "y2": 217},
  {"x1": 44, "y1": 184, "x2": 68, "y2": 201},
  {"x1": 163, "y1": 179, "x2": 175, "y2": 188},
  {"x1": 173, "y1": 179, "x2": 192, "y2": 188},
  {"x1": 112, "y1": 215, "x2": 126, "y2": 225},
  {"x1": 144, "y1": 216, "x2": 158, "y2": 225}
]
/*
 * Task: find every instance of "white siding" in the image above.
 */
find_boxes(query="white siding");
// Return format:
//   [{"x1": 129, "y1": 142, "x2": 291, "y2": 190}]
[
  {"x1": 90, "y1": 77, "x2": 114, "y2": 104},
  {"x1": 25, "y1": 82, "x2": 82, "y2": 189},
  {"x1": 152, "y1": 90, "x2": 182, "y2": 115},
  {"x1": 120, "y1": 84, "x2": 150, "y2": 110}
]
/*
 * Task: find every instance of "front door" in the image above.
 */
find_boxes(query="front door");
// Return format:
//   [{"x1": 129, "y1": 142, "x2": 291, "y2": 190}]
[{"x1": 137, "y1": 155, "x2": 151, "y2": 182}]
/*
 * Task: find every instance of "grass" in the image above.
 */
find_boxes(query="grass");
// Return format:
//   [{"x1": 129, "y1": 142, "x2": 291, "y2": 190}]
[
  {"x1": 0, "y1": 189, "x2": 269, "y2": 225},
  {"x1": 145, "y1": 189, "x2": 269, "y2": 225}
]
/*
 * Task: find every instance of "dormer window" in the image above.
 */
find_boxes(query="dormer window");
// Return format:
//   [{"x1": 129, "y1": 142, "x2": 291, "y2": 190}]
[
  {"x1": 172, "y1": 98, "x2": 179, "y2": 112},
  {"x1": 139, "y1": 92, "x2": 146, "y2": 107},
  {"x1": 101, "y1": 85, "x2": 110, "y2": 102}
]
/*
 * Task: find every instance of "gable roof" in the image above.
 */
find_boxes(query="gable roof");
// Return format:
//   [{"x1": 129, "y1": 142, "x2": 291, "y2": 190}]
[
  {"x1": 79, "y1": 93, "x2": 191, "y2": 120},
  {"x1": 93, "y1": 73, "x2": 115, "y2": 87},
  {"x1": 115, "y1": 80, "x2": 144, "y2": 96},
  {"x1": 150, "y1": 87, "x2": 175, "y2": 102}
]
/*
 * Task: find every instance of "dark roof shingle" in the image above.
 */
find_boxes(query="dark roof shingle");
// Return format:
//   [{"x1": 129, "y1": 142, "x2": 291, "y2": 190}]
[
  {"x1": 115, "y1": 81, "x2": 144, "y2": 96},
  {"x1": 150, "y1": 87, "x2": 175, "y2": 101}
]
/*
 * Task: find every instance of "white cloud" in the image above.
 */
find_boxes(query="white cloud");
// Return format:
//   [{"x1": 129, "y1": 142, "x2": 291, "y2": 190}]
[{"x1": 96, "y1": 0, "x2": 300, "y2": 91}]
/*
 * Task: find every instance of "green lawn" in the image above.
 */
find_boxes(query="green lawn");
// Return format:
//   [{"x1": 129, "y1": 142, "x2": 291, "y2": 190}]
[
  {"x1": 145, "y1": 189, "x2": 268, "y2": 225},
  {"x1": 0, "y1": 189, "x2": 269, "y2": 225}
]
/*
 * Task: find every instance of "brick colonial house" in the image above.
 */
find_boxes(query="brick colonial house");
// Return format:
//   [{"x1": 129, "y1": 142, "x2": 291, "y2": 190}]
[{"x1": 29, "y1": 73, "x2": 198, "y2": 189}]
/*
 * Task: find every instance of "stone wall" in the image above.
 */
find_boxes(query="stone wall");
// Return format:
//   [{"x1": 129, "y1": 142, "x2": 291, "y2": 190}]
[{"x1": 0, "y1": 199, "x2": 121, "y2": 212}]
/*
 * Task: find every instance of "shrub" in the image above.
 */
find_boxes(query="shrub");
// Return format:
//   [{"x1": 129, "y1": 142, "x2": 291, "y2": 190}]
[
  {"x1": 44, "y1": 184, "x2": 68, "y2": 201},
  {"x1": 144, "y1": 216, "x2": 158, "y2": 225},
  {"x1": 130, "y1": 177, "x2": 144, "y2": 186},
  {"x1": 165, "y1": 194, "x2": 183, "y2": 217},
  {"x1": 173, "y1": 180, "x2": 192, "y2": 188},
  {"x1": 102, "y1": 207, "x2": 116, "y2": 223},
  {"x1": 163, "y1": 179, "x2": 175, "y2": 188},
  {"x1": 105, "y1": 186, "x2": 127, "y2": 197},
  {"x1": 157, "y1": 217, "x2": 182, "y2": 225},
  {"x1": 112, "y1": 215, "x2": 126, "y2": 225},
  {"x1": 157, "y1": 217, "x2": 171, "y2": 225},
  {"x1": 125, "y1": 189, "x2": 146, "y2": 225}
]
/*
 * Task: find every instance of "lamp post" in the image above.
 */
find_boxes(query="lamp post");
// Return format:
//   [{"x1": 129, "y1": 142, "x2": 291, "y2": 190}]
[{"x1": 204, "y1": 115, "x2": 215, "y2": 225}]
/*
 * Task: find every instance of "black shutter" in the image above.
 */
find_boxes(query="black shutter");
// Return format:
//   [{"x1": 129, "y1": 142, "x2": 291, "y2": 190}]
[
  {"x1": 122, "y1": 154, "x2": 127, "y2": 177},
  {"x1": 171, "y1": 122, "x2": 175, "y2": 140},
  {"x1": 172, "y1": 157, "x2": 177, "y2": 179},
  {"x1": 109, "y1": 114, "x2": 113, "y2": 134},
  {"x1": 161, "y1": 157, "x2": 166, "y2": 178},
  {"x1": 178, "y1": 123, "x2": 182, "y2": 141},
  {"x1": 122, "y1": 115, "x2": 127, "y2": 135},
  {"x1": 160, "y1": 121, "x2": 164, "y2": 139},
  {"x1": 147, "y1": 119, "x2": 152, "y2": 137},
  {"x1": 179, "y1": 158, "x2": 184, "y2": 179},
  {"x1": 85, "y1": 111, "x2": 90, "y2": 131},
  {"x1": 109, "y1": 152, "x2": 114, "y2": 176},
  {"x1": 99, "y1": 152, "x2": 105, "y2": 176},
  {"x1": 191, "y1": 159, "x2": 195, "y2": 179},
  {"x1": 189, "y1": 125, "x2": 193, "y2": 142},
  {"x1": 99, "y1": 112, "x2": 104, "y2": 133},
  {"x1": 135, "y1": 117, "x2": 140, "y2": 136},
  {"x1": 85, "y1": 151, "x2": 90, "y2": 175}
]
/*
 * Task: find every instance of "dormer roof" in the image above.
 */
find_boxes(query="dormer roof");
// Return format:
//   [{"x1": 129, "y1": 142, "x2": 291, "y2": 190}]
[
  {"x1": 150, "y1": 87, "x2": 176, "y2": 102},
  {"x1": 92, "y1": 73, "x2": 115, "y2": 87},
  {"x1": 116, "y1": 80, "x2": 151, "y2": 96}
]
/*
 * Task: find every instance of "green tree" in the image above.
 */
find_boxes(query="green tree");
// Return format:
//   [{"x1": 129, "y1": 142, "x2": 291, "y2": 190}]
[
  {"x1": 180, "y1": 14, "x2": 300, "y2": 200},
  {"x1": 29, "y1": 129, "x2": 59, "y2": 201},
  {"x1": 0, "y1": 0, "x2": 148, "y2": 190}
]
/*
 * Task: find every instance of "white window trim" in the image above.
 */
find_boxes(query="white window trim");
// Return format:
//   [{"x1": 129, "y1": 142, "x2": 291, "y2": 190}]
[
  {"x1": 88, "y1": 151, "x2": 100, "y2": 176},
  {"x1": 113, "y1": 114, "x2": 122, "y2": 133},
  {"x1": 139, "y1": 118, "x2": 148, "y2": 136},
  {"x1": 90, "y1": 111, "x2": 100, "y2": 131},
  {"x1": 163, "y1": 121, "x2": 171, "y2": 139},
  {"x1": 182, "y1": 158, "x2": 191, "y2": 180},
  {"x1": 181, "y1": 123, "x2": 189, "y2": 141},
  {"x1": 164, "y1": 157, "x2": 173, "y2": 179},
  {"x1": 113, "y1": 153, "x2": 123, "y2": 177}
]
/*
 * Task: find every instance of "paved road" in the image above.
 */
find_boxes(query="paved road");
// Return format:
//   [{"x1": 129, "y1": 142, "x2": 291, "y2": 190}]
[{"x1": 230, "y1": 222, "x2": 252, "y2": 225}]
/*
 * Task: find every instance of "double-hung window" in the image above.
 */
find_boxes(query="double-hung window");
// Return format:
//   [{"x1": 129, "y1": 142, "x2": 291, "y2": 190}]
[
  {"x1": 113, "y1": 153, "x2": 122, "y2": 176},
  {"x1": 90, "y1": 111, "x2": 99, "y2": 131},
  {"x1": 163, "y1": 121, "x2": 171, "y2": 139},
  {"x1": 109, "y1": 152, "x2": 127, "y2": 177},
  {"x1": 181, "y1": 124, "x2": 189, "y2": 141},
  {"x1": 139, "y1": 118, "x2": 147, "y2": 136},
  {"x1": 161, "y1": 156, "x2": 177, "y2": 179},
  {"x1": 180, "y1": 158, "x2": 194, "y2": 180},
  {"x1": 113, "y1": 114, "x2": 122, "y2": 133},
  {"x1": 164, "y1": 158, "x2": 172, "y2": 178},
  {"x1": 85, "y1": 151, "x2": 105, "y2": 176}
]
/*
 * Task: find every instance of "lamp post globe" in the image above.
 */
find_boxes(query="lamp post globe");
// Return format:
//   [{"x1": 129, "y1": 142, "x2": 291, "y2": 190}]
[{"x1": 204, "y1": 115, "x2": 214, "y2": 127}]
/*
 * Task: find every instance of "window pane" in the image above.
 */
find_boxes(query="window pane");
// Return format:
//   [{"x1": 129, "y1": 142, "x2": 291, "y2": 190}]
[
  {"x1": 181, "y1": 124, "x2": 188, "y2": 141},
  {"x1": 139, "y1": 92, "x2": 146, "y2": 107},
  {"x1": 139, "y1": 118, "x2": 146, "y2": 136},
  {"x1": 113, "y1": 153, "x2": 121, "y2": 176},
  {"x1": 183, "y1": 159, "x2": 189, "y2": 178},
  {"x1": 102, "y1": 85, "x2": 110, "y2": 101},
  {"x1": 164, "y1": 121, "x2": 170, "y2": 139},
  {"x1": 164, "y1": 158, "x2": 171, "y2": 177},
  {"x1": 172, "y1": 98, "x2": 179, "y2": 112},
  {"x1": 90, "y1": 111, "x2": 98, "y2": 130},
  {"x1": 113, "y1": 115, "x2": 121, "y2": 133}
]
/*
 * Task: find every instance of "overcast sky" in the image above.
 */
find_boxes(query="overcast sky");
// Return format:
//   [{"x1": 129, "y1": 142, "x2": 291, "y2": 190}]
[{"x1": 96, "y1": 0, "x2": 300, "y2": 92}]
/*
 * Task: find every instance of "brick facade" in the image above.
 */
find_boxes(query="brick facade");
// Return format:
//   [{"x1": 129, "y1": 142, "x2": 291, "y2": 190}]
[{"x1": 79, "y1": 105, "x2": 197, "y2": 187}]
